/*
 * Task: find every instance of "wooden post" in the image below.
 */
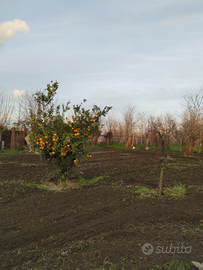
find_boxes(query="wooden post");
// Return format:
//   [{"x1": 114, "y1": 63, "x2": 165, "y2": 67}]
[
  {"x1": 158, "y1": 158, "x2": 164, "y2": 195},
  {"x1": 155, "y1": 136, "x2": 161, "y2": 175},
  {"x1": 156, "y1": 136, "x2": 164, "y2": 195},
  {"x1": 11, "y1": 127, "x2": 16, "y2": 150}
]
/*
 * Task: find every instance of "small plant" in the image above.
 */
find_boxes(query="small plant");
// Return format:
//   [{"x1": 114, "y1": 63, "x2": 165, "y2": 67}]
[{"x1": 62, "y1": 183, "x2": 67, "y2": 189}]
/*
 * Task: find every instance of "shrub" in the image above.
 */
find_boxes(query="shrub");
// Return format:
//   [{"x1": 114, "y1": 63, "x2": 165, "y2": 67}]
[{"x1": 20, "y1": 81, "x2": 111, "y2": 180}]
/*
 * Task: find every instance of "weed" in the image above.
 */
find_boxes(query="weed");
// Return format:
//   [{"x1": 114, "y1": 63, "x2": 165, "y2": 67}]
[{"x1": 62, "y1": 183, "x2": 67, "y2": 189}]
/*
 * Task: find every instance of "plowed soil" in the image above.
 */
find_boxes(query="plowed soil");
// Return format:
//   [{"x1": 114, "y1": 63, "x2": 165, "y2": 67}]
[{"x1": 1, "y1": 147, "x2": 203, "y2": 270}]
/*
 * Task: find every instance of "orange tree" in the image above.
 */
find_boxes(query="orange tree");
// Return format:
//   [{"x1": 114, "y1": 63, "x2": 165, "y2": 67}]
[{"x1": 24, "y1": 81, "x2": 111, "y2": 180}]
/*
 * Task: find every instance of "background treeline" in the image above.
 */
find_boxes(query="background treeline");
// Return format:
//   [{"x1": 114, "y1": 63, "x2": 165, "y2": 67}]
[{"x1": 1, "y1": 89, "x2": 203, "y2": 156}]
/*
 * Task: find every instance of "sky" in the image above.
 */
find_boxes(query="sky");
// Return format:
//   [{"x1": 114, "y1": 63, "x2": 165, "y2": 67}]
[{"x1": 1, "y1": 0, "x2": 203, "y2": 118}]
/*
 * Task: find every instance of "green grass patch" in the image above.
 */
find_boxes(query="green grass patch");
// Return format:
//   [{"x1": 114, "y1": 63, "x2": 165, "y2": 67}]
[
  {"x1": 23, "y1": 182, "x2": 49, "y2": 190},
  {"x1": 188, "y1": 185, "x2": 203, "y2": 192},
  {"x1": 134, "y1": 144, "x2": 146, "y2": 150},
  {"x1": 133, "y1": 185, "x2": 186, "y2": 199},
  {"x1": 164, "y1": 184, "x2": 186, "y2": 197},
  {"x1": 108, "y1": 142, "x2": 128, "y2": 149},
  {"x1": 91, "y1": 142, "x2": 203, "y2": 156},
  {"x1": 0, "y1": 150, "x2": 25, "y2": 155},
  {"x1": 109, "y1": 142, "x2": 182, "y2": 152},
  {"x1": 92, "y1": 142, "x2": 131, "y2": 149},
  {"x1": 149, "y1": 260, "x2": 193, "y2": 270},
  {"x1": 145, "y1": 143, "x2": 180, "y2": 152},
  {"x1": 194, "y1": 145, "x2": 202, "y2": 153},
  {"x1": 134, "y1": 187, "x2": 152, "y2": 194},
  {"x1": 72, "y1": 176, "x2": 104, "y2": 186},
  {"x1": 168, "y1": 144, "x2": 181, "y2": 152},
  {"x1": 134, "y1": 186, "x2": 157, "y2": 199},
  {"x1": 90, "y1": 143, "x2": 106, "y2": 148}
]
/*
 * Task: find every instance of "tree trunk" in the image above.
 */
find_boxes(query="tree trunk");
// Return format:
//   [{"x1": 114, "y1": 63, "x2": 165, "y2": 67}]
[
  {"x1": 183, "y1": 141, "x2": 196, "y2": 156},
  {"x1": 161, "y1": 139, "x2": 165, "y2": 154},
  {"x1": 91, "y1": 130, "x2": 101, "y2": 146},
  {"x1": 158, "y1": 159, "x2": 164, "y2": 196},
  {"x1": 146, "y1": 135, "x2": 149, "y2": 147}
]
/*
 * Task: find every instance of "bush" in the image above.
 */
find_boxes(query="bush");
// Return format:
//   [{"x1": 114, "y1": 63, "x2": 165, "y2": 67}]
[{"x1": 20, "y1": 81, "x2": 111, "y2": 180}]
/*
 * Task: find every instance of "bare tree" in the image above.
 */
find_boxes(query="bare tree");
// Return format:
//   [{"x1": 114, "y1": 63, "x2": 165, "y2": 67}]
[
  {"x1": 149, "y1": 114, "x2": 176, "y2": 155},
  {"x1": 123, "y1": 104, "x2": 136, "y2": 140},
  {"x1": 104, "y1": 113, "x2": 115, "y2": 133},
  {"x1": 178, "y1": 89, "x2": 203, "y2": 155},
  {"x1": 176, "y1": 110, "x2": 202, "y2": 156},
  {"x1": 136, "y1": 111, "x2": 150, "y2": 145},
  {"x1": 116, "y1": 120, "x2": 124, "y2": 143},
  {"x1": 0, "y1": 93, "x2": 14, "y2": 143},
  {"x1": 15, "y1": 92, "x2": 39, "y2": 127},
  {"x1": 182, "y1": 88, "x2": 203, "y2": 113},
  {"x1": 104, "y1": 114, "x2": 119, "y2": 145}
]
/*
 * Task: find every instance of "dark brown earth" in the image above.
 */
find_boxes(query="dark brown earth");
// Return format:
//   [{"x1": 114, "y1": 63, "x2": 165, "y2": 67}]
[{"x1": 0, "y1": 147, "x2": 203, "y2": 270}]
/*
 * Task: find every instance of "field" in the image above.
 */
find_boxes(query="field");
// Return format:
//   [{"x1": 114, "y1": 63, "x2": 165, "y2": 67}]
[{"x1": 1, "y1": 147, "x2": 203, "y2": 270}]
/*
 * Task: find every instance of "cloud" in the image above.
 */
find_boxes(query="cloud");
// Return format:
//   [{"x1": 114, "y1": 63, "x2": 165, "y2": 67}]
[
  {"x1": 12, "y1": 90, "x2": 25, "y2": 99},
  {"x1": 0, "y1": 19, "x2": 30, "y2": 46}
]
